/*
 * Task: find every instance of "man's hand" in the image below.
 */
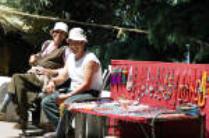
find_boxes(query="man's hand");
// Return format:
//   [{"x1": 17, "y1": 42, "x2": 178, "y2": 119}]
[
  {"x1": 45, "y1": 81, "x2": 56, "y2": 94},
  {"x1": 34, "y1": 67, "x2": 51, "y2": 76},
  {"x1": 29, "y1": 54, "x2": 38, "y2": 65},
  {"x1": 56, "y1": 93, "x2": 71, "y2": 105}
]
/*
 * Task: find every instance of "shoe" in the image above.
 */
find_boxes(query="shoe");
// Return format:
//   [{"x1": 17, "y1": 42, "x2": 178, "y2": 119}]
[
  {"x1": 44, "y1": 132, "x2": 57, "y2": 138},
  {"x1": 14, "y1": 122, "x2": 39, "y2": 129},
  {"x1": 0, "y1": 112, "x2": 6, "y2": 121},
  {"x1": 21, "y1": 128, "x2": 45, "y2": 137}
]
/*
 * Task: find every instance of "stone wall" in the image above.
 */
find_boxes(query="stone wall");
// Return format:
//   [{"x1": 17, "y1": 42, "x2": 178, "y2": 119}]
[{"x1": 0, "y1": 77, "x2": 19, "y2": 122}]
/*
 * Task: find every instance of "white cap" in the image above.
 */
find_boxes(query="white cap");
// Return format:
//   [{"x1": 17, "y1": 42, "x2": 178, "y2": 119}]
[
  {"x1": 68, "y1": 27, "x2": 87, "y2": 42},
  {"x1": 51, "y1": 22, "x2": 68, "y2": 34}
]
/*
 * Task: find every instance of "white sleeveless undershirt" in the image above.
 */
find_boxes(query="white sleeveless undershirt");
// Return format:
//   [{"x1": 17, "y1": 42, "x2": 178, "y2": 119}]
[{"x1": 66, "y1": 51, "x2": 103, "y2": 91}]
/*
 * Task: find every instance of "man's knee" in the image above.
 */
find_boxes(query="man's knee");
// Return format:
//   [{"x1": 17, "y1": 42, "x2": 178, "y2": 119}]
[
  {"x1": 41, "y1": 95, "x2": 55, "y2": 108},
  {"x1": 41, "y1": 97, "x2": 49, "y2": 109},
  {"x1": 8, "y1": 74, "x2": 24, "y2": 94},
  {"x1": 12, "y1": 73, "x2": 25, "y2": 82}
]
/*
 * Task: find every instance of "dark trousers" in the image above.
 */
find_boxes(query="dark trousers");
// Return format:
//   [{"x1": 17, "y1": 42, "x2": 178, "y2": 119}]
[{"x1": 8, "y1": 73, "x2": 43, "y2": 128}]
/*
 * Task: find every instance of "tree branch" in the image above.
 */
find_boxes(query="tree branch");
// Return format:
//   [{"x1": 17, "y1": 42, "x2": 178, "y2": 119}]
[{"x1": 0, "y1": 7, "x2": 148, "y2": 34}]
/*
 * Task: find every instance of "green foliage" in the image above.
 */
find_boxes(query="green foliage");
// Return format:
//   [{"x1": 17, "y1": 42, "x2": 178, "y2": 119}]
[
  {"x1": 137, "y1": 0, "x2": 209, "y2": 63},
  {"x1": 1, "y1": 0, "x2": 209, "y2": 68}
]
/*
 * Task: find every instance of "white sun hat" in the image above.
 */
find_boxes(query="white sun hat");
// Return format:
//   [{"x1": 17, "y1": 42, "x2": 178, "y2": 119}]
[
  {"x1": 50, "y1": 22, "x2": 68, "y2": 34},
  {"x1": 68, "y1": 27, "x2": 87, "y2": 42}
]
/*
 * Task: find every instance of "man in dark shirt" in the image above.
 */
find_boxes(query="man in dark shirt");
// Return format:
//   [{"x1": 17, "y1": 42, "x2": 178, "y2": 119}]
[{"x1": 0, "y1": 22, "x2": 70, "y2": 131}]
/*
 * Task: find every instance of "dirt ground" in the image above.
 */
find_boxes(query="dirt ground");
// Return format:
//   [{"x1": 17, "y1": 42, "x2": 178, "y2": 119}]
[{"x1": 0, "y1": 121, "x2": 43, "y2": 138}]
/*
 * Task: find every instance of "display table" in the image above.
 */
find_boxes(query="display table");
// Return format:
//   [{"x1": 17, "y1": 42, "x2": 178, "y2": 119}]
[
  {"x1": 66, "y1": 100, "x2": 205, "y2": 138},
  {"x1": 66, "y1": 59, "x2": 209, "y2": 138}
]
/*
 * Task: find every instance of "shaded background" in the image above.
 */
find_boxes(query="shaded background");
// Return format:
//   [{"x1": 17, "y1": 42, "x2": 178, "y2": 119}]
[{"x1": 0, "y1": 0, "x2": 209, "y2": 75}]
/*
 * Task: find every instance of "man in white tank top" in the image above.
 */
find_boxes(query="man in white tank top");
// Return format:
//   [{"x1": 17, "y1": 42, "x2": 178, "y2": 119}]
[{"x1": 42, "y1": 27, "x2": 103, "y2": 138}]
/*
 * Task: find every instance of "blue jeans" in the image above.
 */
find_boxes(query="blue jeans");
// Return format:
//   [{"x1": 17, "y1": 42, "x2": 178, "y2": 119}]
[
  {"x1": 41, "y1": 90, "x2": 98, "y2": 137},
  {"x1": 56, "y1": 110, "x2": 74, "y2": 138}
]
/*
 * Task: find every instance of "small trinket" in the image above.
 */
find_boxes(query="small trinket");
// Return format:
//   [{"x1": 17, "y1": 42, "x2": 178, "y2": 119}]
[
  {"x1": 122, "y1": 68, "x2": 128, "y2": 84},
  {"x1": 126, "y1": 66, "x2": 133, "y2": 91}
]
